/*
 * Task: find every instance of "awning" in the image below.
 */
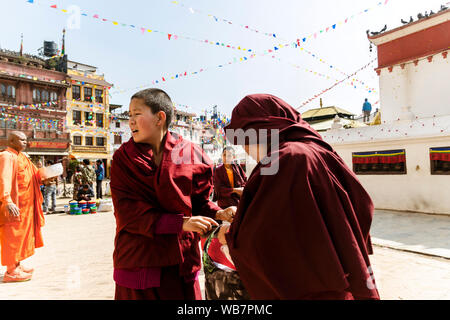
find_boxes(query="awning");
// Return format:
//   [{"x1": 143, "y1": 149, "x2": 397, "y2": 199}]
[
  {"x1": 70, "y1": 152, "x2": 112, "y2": 160},
  {"x1": 352, "y1": 150, "x2": 406, "y2": 164},
  {"x1": 430, "y1": 147, "x2": 450, "y2": 162},
  {"x1": 69, "y1": 74, "x2": 113, "y2": 87},
  {"x1": 26, "y1": 152, "x2": 69, "y2": 156}
]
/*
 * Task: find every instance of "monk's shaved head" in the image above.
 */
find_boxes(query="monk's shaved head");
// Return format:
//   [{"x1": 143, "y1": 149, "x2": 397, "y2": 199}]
[
  {"x1": 7, "y1": 131, "x2": 28, "y2": 152},
  {"x1": 8, "y1": 131, "x2": 27, "y2": 141}
]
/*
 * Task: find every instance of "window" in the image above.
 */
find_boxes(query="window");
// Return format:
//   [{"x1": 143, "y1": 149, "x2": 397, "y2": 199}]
[
  {"x1": 96, "y1": 113, "x2": 104, "y2": 128},
  {"x1": 73, "y1": 110, "x2": 82, "y2": 125},
  {"x1": 430, "y1": 147, "x2": 450, "y2": 175},
  {"x1": 85, "y1": 136, "x2": 93, "y2": 146},
  {"x1": 96, "y1": 137, "x2": 105, "y2": 146},
  {"x1": 95, "y1": 89, "x2": 103, "y2": 103},
  {"x1": 41, "y1": 90, "x2": 49, "y2": 102},
  {"x1": 73, "y1": 136, "x2": 82, "y2": 145},
  {"x1": 85, "y1": 112, "x2": 94, "y2": 126},
  {"x1": 0, "y1": 119, "x2": 5, "y2": 128},
  {"x1": 84, "y1": 87, "x2": 92, "y2": 102},
  {"x1": 72, "y1": 85, "x2": 81, "y2": 100},
  {"x1": 6, "y1": 120, "x2": 17, "y2": 129},
  {"x1": 0, "y1": 84, "x2": 5, "y2": 96},
  {"x1": 352, "y1": 149, "x2": 407, "y2": 175},
  {"x1": 114, "y1": 135, "x2": 122, "y2": 145},
  {"x1": 50, "y1": 92, "x2": 58, "y2": 101},
  {"x1": 115, "y1": 122, "x2": 121, "y2": 128},
  {"x1": 33, "y1": 89, "x2": 41, "y2": 102},
  {"x1": 7, "y1": 86, "x2": 15, "y2": 98}
]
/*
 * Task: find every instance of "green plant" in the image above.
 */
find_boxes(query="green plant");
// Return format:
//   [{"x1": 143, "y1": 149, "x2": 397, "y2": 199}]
[{"x1": 68, "y1": 159, "x2": 79, "y2": 172}]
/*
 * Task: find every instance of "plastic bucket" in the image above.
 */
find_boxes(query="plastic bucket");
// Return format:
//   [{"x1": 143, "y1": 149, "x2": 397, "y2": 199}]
[
  {"x1": 79, "y1": 201, "x2": 87, "y2": 209},
  {"x1": 72, "y1": 207, "x2": 82, "y2": 215},
  {"x1": 82, "y1": 209, "x2": 90, "y2": 215},
  {"x1": 87, "y1": 201, "x2": 96, "y2": 208},
  {"x1": 90, "y1": 206, "x2": 97, "y2": 214},
  {"x1": 69, "y1": 200, "x2": 78, "y2": 209},
  {"x1": 64, "y1": 205, "x2": 69, "y2": 214}
]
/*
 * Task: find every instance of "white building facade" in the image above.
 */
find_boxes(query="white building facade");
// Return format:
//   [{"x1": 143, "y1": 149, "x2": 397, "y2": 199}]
[{"x1": 321, "y1": 9, "x2": 450, "y2": 215}]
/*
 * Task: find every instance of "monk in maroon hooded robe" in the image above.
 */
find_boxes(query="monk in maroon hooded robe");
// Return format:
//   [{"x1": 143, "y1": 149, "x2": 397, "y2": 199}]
[
  {"x1": 218, "y1": 94, "x2": 380, "y2": 300},
  {"x1": 111, "y1": 88, "x2": 234, "y2": 300}
]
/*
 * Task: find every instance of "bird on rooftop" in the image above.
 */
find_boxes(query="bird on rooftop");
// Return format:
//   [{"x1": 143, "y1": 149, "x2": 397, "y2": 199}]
[
  {"x1": 417, "y1": 13, "x2": 424, "y2": 19},
  {"x1": 440, "y1": 4, "x2": 448, "y2": 12},
  {"x1": 429, "y1": 10, "x2": 435, "y2": 16}
]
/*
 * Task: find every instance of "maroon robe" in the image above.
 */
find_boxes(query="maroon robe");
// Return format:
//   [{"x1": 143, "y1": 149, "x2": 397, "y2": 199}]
[
  {"x1": 224, "y1": 94, "x2": 380, "y2": 300},
  {"x1": 213, "y1": 163, "x2": 247, "y2": 208},
  {"x1": 110, "y1": 131, "x2": 221, "y2": 299}
]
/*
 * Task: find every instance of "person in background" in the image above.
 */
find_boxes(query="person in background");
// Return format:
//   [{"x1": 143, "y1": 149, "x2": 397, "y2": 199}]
[
  {"x1": 81, "y1": 159, "x2": 96, "y2": 193},
  {"x1": 76, "y1": 184, "x2": 95, "y2": 202},
  {"x1": 72, "y1": 165, "x2": 83, "y2": 200},
  {"x1": 42, "y1": 160, "x2": 58, "y2": 215},
  {"x1": 362, "y1": 98, "x2": 372, "y2": 123},
  {"x1": 95, "y1": 160, "x2": 105, "y2": 199},
  {"x1": 213, "y1": 147, "x2": 247, "y2": 208}
]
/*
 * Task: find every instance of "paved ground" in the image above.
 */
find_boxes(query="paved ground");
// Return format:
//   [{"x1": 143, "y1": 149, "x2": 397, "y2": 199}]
[
  {"x1": 371, "y1": 210, "x2": 450, "y2": 259},
  {"x1": 0, "y1": 197, "x2": 449, "y2": 300}
]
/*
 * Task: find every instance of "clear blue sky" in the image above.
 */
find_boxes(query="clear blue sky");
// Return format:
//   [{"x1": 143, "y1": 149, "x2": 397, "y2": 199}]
[{"x1": 1, "y1": 0, "x2": 446, "y2": 117}]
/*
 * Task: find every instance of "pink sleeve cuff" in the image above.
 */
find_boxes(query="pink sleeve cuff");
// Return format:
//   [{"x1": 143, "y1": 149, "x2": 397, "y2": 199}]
[{"x1": 154, "y1": 213, "x2": 184, "y2": 234}]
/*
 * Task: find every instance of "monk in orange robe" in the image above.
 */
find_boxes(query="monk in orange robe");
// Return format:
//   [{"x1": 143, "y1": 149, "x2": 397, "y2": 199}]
[{"x1": 0, "y1": 131, "x2": 45, "y2": 282}]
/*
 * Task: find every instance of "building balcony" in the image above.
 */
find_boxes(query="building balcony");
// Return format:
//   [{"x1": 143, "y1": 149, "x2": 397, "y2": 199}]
[
  {"x1": 71, "y1": 145, "x2": 108, "y2": 153},
  {"x1": 0, "y1": 95, "x2": 16, "y2": 104},
  {"x1": 33, "y1": 130, "x2": 70, "y2": 140}
]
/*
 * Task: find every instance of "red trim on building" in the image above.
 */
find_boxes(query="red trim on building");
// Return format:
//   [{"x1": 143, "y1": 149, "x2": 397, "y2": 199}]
[
  {"x1": 374, "y1": 48, "x2": 449, "y2": 73},
  {"x1": 375, "y1": 20, "x2": 450, "y2": 69}
]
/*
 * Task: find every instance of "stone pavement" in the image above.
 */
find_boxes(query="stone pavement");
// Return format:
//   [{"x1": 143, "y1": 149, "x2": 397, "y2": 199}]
[
  {"x1": 0, "y1": 197, "x2": 448, "y2": 300},
  {"x1": 371, "y1": 209, "x2": 450, "y2": 259}
]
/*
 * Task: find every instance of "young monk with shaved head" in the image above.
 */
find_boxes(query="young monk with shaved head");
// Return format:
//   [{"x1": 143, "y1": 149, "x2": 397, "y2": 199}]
[
  {"x1": 0, "y1": 131, "x2": 45, "y2": 282},
  {"x1": 111, "y1": 88, "x2": 235, "y2": 300}
]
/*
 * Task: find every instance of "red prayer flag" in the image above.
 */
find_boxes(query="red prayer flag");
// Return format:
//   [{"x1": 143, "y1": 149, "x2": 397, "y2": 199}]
[{"x1": 50, "y1": 4, "x2": 57, "y2": 8}]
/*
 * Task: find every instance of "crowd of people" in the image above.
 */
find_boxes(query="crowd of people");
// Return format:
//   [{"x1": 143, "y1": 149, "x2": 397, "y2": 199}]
[
  {"x1": 0, "y1": 88, "x2": 380, "y2": 300},
  {"x1": 72, "y1": 159, "x2": 104, "y2": 202}
]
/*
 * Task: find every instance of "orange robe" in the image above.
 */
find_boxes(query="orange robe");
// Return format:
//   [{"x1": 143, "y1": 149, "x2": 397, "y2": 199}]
[{"x1": 0, "y1": 148, "x2": 45, "y2": 266}]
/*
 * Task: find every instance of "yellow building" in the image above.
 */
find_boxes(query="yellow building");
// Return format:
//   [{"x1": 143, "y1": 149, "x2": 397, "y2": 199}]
[{"x1": 66, "y1": 60, "x2": 113, "y2": 177}]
